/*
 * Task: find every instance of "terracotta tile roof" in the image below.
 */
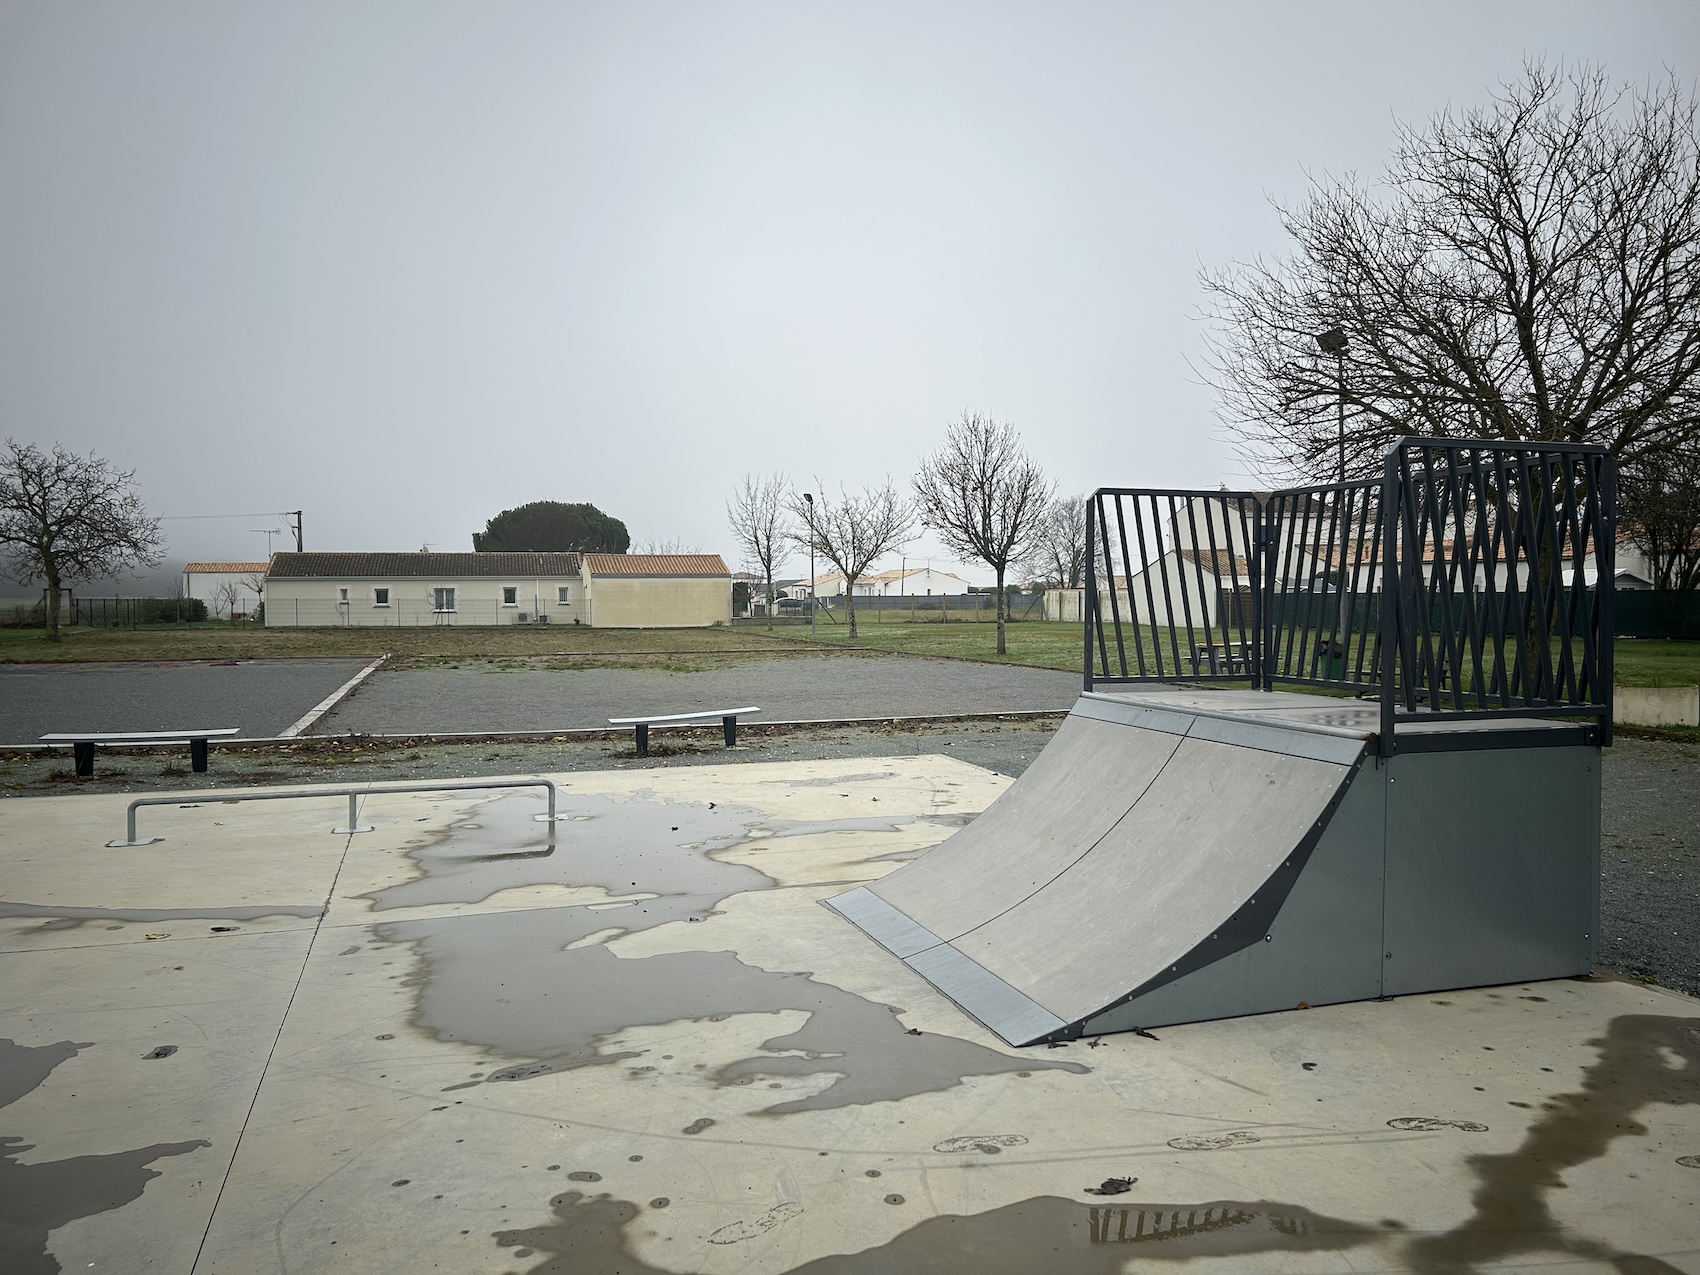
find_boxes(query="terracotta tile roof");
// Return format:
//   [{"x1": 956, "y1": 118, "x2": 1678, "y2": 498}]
[
  {"x1": 183, "y1": 562, "x2": 269, "y2": 574},
  {"x1": 582, "y1": 553, "x2": 730, "y2": 577},
  {"x1": 265, "y1": 552, "x2": 581, "y2": 579}
]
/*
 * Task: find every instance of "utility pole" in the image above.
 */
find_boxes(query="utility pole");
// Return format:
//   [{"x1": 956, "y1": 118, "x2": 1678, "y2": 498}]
[
  {"x1": 803, "y1": 493, "x2": 816, "y2": 640},
  {"x1": 286, "y1": 511, "x2": 304, "y2": 552}
]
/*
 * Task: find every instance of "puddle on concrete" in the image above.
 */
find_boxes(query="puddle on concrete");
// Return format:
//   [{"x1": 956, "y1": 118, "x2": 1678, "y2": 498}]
[
  {"x1": 361, "y1": 792, "x2": 773, "y2": 911},
  {"x1": 1406, "y1": 1012, "x2": 1700, "y2": 1273},
  {"x1": 1, "y1": 1038, "x2": 207, "y2": 1275},
  {"x1": 0, "y1": 902, "x2": 323, "y2": 923},
  {"x1": 379, "y1": 906, "x2": 1084, "y2": 1112},
  {"x1": 493, "y1": 1189, "x2": 1380, "y2": 1273},
  {"x1": 370, "y1": 786, "x2": 1069, "y2": 1111}
]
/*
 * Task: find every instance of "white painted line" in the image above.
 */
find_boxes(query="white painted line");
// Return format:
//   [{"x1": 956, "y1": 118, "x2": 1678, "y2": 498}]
[{"x1": 279, "y1": 655, "x2": 389, "y2": 738}]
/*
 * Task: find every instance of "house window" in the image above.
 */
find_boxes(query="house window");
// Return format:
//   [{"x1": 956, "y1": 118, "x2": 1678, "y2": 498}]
[
  {"x1": 337, "y1": 587, "x2": 349, "y2": 603},
  {"x1": 502, "y1": 586, "x2": 518, "y2": 606},
  {"x1": 557, "y1": 586, "x2": 571, "y2": 605},
  {"x1": 373, "y1": 588, "x2": 390, "y2": 606},
  {"x1": 433, "y1": 587, "x2": 456, "y2": 613}
]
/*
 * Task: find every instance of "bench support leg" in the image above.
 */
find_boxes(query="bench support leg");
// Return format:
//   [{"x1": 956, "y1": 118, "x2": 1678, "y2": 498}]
[
  {"x1": 190, "y1": 739, "x2": 209, "y2": 773},
  {"x1": 635, "y1": 724, "x2": 649, "y2": 757},
  {"x1": 722, "y1": 715, "x2": 736, "y2": 747},
  {"x1": 74, "y1": 741, "x2": 95, "y2": 777}
]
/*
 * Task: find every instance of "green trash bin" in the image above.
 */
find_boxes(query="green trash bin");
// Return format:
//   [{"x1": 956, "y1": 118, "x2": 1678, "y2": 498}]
[{"x1": 1317, "y1": 637, "x2": 1346, "y2": 679}]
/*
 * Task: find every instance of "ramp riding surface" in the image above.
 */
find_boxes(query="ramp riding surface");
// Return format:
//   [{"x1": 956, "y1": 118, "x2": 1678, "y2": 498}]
[{"x1": 828, "y1": 688, "x2": 1599, "y2": 1045}]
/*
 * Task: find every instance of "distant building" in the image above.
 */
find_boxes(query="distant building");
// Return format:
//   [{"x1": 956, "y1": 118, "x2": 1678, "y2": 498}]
[
  {"x1": 805, "y1": 566, "x2": 972, "y2": 596},
  {"x1": 183, "y1": 562, "x2": 268, "y2": 619},
  {"x1": 263, "y1": 552, "x2": 731, "y2": 627}
]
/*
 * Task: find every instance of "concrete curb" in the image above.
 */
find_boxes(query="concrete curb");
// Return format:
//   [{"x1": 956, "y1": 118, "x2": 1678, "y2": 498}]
[
  {"x1": 0, "y1": 708, "x2": 1070, "y2": 755},
  {"x1": 278, "y1": 654, "x2": 389, "y2": 737}
]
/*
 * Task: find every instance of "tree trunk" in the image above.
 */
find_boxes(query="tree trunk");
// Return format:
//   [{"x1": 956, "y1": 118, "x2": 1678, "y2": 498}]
[
  {"x1": 995, "y1": 565, "x2": 1007, "y2": 654},
  {"x1": 764, "y1": 570, "x2": 774, "y2": 630},
  {"x1": 846, "y1": 584, "x2": 858, "y2": 639},
  {"x1": 44, "y1": 567, "x2": 62, "y2": 642}
]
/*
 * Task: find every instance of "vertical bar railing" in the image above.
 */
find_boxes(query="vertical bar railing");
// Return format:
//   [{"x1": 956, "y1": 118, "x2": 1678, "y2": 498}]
[{"x1": 1083, "y1": 438, "x2": 1612, "y2": 752}]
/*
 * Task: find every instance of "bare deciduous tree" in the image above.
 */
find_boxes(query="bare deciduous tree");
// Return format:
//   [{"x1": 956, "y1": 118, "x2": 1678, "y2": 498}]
[
  {"x1": 211, "y1": 579, "x2": 242, "y2": 623},
  {"x1": 1022, "y1": 493, "x2": 1088, "y2": 589},
  {"x1": 1202, "y1": 64, "x2": 1700, "y2": 480},
  {"x1": 789, "y1": 480, "x2": 913, "y2": 639},
  {"x1": 0, "y1": 439, "x2": 163, "y2": 640},
  {"x1": 1619, "y1": 452, "x2": 1700, "y2": 591},
  {"x1": 632, "y1": 537, "x2": 705, "y2": 554},
  {"x1": 243, "y1": 572, "x2": 267, "y2": 618},
  {"x1": 725, "y1": 472, "x2": 789, "y2": 628},
  {"x1": 914, "y1": 414, "x2": 1053, "y2": 653}
]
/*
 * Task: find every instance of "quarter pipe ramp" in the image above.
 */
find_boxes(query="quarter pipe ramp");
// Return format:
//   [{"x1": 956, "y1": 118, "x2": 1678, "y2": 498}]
[{"x1": 828, "y1": 689, "x2": 1598, "y2": 1045}]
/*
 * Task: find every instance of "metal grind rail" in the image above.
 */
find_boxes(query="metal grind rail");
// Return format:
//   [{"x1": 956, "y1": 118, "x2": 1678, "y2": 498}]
[{"x1": 108, "y1": 777, "x2": 562, "y2": 847}]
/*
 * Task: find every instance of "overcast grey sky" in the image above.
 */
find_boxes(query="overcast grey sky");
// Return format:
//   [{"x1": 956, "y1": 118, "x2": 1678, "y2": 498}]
[{"x1": 3, "y1": 1, "x2": 1696, "y2": 587}]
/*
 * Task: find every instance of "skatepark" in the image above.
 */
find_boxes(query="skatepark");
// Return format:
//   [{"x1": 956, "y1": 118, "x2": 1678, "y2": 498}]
[{"x1": 3, "y1": 440, "x2": 1699, "y2": 1272}]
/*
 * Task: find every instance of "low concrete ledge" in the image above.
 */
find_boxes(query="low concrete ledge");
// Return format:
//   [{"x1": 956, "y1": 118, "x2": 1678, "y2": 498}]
[{"x1": 1614, "y1": 684, "x2": 1700, "y2": 728}]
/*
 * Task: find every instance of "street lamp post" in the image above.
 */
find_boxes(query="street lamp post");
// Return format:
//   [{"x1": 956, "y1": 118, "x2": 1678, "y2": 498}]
[
  {"x1": 1315, "y1": 327, "x2": 1348, "y2": 483},
  {"x1": 803, "y1": 492, "x2": 816, "y2": 640},
  {"x1": 1315, "y1": 328, "x2": 1350, "y2": 674}
]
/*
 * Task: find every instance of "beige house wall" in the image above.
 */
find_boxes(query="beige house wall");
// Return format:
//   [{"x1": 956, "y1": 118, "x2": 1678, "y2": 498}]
[
  {"x1": 265, "y1": 576, "x2": 584, "y2": 627},
  {"x1": 585, "y1": 575, "x2": 730, "y2": 628}
]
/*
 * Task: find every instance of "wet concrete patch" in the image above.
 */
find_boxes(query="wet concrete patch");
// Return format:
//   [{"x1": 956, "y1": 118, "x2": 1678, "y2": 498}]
[
  {"x1": 1405, "y1": 1012, "x2": 1700, "y2": 1273},
  {"x1": 781, "y1": 1196, "x2": 1382, "y2": 1270},
  {"x1": 1, "y1": 1038, "x2": 207, "y2": 1275},
  {"x1": 361, "y1": 791, "x2": 773, "y2": 911},
  {"x1": 381, "y1": 906, "x2": 1084, "y2": 1111},
  {"x1": 494, "y1": 1190, "x2": 1381, "y2": 1273},
  {"x1": 0, "y1": 902, "x2": 323, "y2": 923}
]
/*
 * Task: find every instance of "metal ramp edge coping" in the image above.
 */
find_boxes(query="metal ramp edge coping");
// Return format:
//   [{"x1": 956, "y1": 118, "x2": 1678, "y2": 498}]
[{"x1": 824, "y1": 697, "x2": 1371, "y2": 1047}]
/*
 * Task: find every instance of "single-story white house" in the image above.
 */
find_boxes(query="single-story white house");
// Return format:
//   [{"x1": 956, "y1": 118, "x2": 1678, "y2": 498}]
[
  {"x1": 263, "y1": 551, "x2": 731, "y2": 627},
  {"x1": 183, "y1": 562, "x2": 268, "y2": 619},
  {"x1": 803, "y1": 566, "x2": 973, "y2": 597}
]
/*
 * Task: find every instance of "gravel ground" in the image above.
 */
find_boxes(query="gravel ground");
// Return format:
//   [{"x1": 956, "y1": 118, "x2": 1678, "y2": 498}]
[
  {"x1": 310, "y1": 652, "x2": 1082, "y2": 734},
  {"x1": 0, "y1": 657, "x2": 374, "y2": 742},
  {"x1": 1599, "y1": 733, "x2": 1700, "y2": 998},
  {"x1": 1, "y1": 718, "x2": 1691, "y2": 998}
]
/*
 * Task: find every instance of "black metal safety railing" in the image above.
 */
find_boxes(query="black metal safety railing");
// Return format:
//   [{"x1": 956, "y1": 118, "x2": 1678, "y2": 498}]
[{"x1": 1084, "y1": 437, "x2": 1615, "y2": 752}]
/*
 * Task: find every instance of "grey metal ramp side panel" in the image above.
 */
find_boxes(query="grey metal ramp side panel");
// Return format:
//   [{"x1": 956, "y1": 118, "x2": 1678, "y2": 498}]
[
  {"x1": 1183, "y1": 714, "x2": 1367, "y2": 766},
  {"x1": 1079, "y1": 759, "x2": 1386, "y2": 1033},
  {"x1": 903, "y1": 943, "x2": 1067, "y2": 1047},
  {"x1": 954, "y1": 737, "x2": 1351, "y2": 1027},
  {"x1": 1382, "y1": 746, "x2": 1599, "y2": 995},
  {"x1": 823, "y1": 887, "x2": 944, "y2": 961},
  {"x1": 867, "y1": 714, "x2": 1182, "y2": 943}
]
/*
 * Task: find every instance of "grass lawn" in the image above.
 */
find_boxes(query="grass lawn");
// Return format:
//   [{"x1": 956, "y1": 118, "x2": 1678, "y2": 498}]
[
  {"x1": 3, "y1": 616, "x2": 1695, "y2": 690},
  {"x1": 0, "y1": 622, "x2": 794, "y2": 666},
  {"x1": 779, "y1": 619, "x2": 1089, "y2": 671}
]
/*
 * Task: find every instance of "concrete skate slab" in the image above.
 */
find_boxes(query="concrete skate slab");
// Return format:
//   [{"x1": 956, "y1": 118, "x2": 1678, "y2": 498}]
[{"x1": 2, "y1": 758, "x2": 1697, "y2": 1274}]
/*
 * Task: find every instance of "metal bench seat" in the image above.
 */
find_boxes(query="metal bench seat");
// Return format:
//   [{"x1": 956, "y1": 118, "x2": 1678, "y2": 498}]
[
  {"x1": 41, "y1": 728, "x2": 241, "y2": 777},
  {"x1": 606, "y1": 707, "x2": 760, "y2": 756}
]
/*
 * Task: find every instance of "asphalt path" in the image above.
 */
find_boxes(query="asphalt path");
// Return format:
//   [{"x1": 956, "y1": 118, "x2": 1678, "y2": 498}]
[
  {"x1": 0, "y1": 658, "x2": 373, "y2": 742},
  {"x1": 310, "y1": 653, "x2": 1083, "y2": 734}
]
